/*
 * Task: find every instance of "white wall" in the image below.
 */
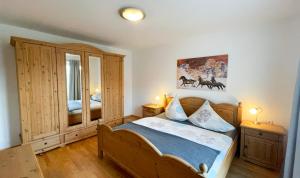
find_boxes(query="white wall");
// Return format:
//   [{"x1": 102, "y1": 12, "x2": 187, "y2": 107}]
[
  {"x1": 0, "y1": 23, "x2": 133, "y2": 149},
  {"x1": 132, "y1": 20, "x2": 299, "y2": 128}
]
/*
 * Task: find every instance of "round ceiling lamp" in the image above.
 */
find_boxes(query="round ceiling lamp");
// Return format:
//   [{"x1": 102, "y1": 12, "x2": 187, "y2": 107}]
[{"x1": 119, "y1": 7, "x2": 145, "y2": 22}]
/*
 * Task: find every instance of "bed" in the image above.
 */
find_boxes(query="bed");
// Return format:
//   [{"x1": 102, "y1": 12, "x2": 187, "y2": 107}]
[
  {"x1": 97, "y1": 97, "x2": 242, "y2": 178},
  {"x1": 68, "y1": 100, "x2": 102, "y2": 125}
]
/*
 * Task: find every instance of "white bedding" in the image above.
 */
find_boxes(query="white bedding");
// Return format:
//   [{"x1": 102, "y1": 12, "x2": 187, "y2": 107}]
[
  {"x1": 133, "y1": 117, "x2": 233, "y2": 178},
  {"x1": 68, "y1": 100, "x2": 101, "y2": 114}
]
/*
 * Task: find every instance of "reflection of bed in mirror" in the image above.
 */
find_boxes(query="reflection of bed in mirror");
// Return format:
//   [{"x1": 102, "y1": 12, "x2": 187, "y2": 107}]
[{"x1": 68, "y1": 99, "x2": 102, "y2": 126}]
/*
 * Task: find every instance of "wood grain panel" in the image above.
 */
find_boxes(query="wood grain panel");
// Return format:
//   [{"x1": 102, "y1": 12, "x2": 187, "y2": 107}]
[
  {"x1": 0, "y1": 145, "x2": 44, "y2": 178},
  {"x1": 244, "y1": 135, "x2": 278, "y2": 168},
  {"x1": 102, "y1": 55, "x2": 124, "y2": 122},
  {"x1": 15, "y1": 42, "x2": 59, "y2": 142}
]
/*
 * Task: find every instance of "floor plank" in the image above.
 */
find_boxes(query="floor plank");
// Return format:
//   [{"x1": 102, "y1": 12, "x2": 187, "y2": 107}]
[{"x1": 37, "y1": 136, "x2": 280, "y2": 178}]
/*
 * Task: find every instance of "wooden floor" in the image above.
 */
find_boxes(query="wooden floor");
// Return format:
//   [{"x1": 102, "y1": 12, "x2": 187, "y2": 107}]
[{"x1": 37, "y1": 136, "x2": 280, "y2": 178}]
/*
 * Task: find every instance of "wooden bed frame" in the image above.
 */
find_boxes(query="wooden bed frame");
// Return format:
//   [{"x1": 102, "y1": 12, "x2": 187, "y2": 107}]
[{"x1": 98, "y1": 97, "x2": 242, "y2": 178}]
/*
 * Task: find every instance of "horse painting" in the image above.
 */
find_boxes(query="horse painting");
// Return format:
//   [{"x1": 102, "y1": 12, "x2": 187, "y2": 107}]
[
  {"x1": 179, "y1": 76, "x2": 196, "y2": 87},
  {"x1": 177, "y1": 54, "x2": 228, "y2": 91}
]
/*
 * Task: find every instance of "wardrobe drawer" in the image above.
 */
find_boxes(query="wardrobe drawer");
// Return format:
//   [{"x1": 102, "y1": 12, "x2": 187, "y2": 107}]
[
  {"x1": 31, "y1": 135, "x2": 60, "y2": 151},
  {"x1": 65, "y1": 131, "x2": 84, "y2": 143},
  {"x1": 245, "y1": 128, "x2": 278, "y2": 141},
  {"x1": 84, "y1": 126, "x2": 97, "y2": 137}
]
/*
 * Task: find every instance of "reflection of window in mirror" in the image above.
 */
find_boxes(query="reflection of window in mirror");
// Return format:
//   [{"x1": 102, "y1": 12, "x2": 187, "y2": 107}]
[
  {"x1": 89, "y1": 56, "x2": 102, "y2": 121},
  {"x1": 65, "y1": 53, "x2": 83, "y2": 126}
]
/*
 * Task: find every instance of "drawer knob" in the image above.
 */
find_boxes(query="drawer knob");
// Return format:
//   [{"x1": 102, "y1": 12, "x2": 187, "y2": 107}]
[
  {"x1": 44, "y1": 142, "x2": 48, "y2": 145},
  {"x1": 258, "y1": 132, "x2": 263, "y2": 136},
  {"x1": 75, "y1": 134, "x2": 78, "y2": 137}
]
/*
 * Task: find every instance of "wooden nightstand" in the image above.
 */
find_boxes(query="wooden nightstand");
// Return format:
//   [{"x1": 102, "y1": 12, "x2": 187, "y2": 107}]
[
  {"x1": 240, "y1": 120, "x2": 286, "y2": 170},
  {"x1": 142, "y1": 104, "x2": 164, "y2": 117},
  {"x1": 124, "y1": 115, "x2": 141, "y2": 123}
]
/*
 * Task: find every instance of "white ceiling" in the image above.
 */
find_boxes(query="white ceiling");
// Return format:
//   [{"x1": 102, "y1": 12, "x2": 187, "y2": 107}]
[{"x1": 0, "y1": 0, "x2": 298, "y2": 49}]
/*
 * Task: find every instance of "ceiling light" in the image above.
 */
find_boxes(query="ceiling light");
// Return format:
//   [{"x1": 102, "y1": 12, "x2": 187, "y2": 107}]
[{"x1": 119, "y1": 7, "x2": 145, "y2": 22}]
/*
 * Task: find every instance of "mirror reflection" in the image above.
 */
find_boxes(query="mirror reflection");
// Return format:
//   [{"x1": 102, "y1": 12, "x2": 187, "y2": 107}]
[
  {"x1": 89, "y1": 56, "x2": 102, "y2": 121},
  {"x1": 66, "y1": 53, "x2": 83, "y2": 126}
]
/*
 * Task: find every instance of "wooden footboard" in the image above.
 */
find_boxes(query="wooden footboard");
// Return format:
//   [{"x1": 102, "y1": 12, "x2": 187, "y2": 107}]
[{"x1": 98, "y1": 124, "x2": 207, "y2": 178}]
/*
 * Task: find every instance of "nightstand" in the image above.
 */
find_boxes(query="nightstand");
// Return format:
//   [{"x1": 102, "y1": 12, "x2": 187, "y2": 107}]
[
  {"x1": 240, "y1": 120, "x2": 286, "y2": 170},
  {"x1": 142, "y1": 104, "x2": 164, "y2": 117},
  {"x1": 124, "y1": 115, "x2": 141, "y2": 123}
]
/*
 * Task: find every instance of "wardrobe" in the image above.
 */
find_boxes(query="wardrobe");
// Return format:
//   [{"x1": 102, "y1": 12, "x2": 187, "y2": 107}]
[{"x1": 11, "y1": 36, "x2": 124, "y2": 153}]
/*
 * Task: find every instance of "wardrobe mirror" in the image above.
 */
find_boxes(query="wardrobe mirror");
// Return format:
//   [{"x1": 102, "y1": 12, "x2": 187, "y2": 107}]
[
  {"x1": 66, "y1": 53, "x2": 83, "y2": 126},
  {"x1": 88, "y1": 56, "x2": 102, "y2": 122}
]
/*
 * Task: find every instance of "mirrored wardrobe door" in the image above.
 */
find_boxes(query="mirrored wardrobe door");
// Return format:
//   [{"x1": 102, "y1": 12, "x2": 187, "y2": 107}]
[
  {"x1": 57, "y1": 49, "x2": 87, "y2": 131},
  {"x1": 85, "y1": 53, "x2": 103, "y2": 126}
]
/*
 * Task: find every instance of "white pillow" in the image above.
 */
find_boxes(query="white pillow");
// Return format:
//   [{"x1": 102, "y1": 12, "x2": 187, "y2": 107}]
[
  {"x1": 188, "y1": 100, "x2": 235, "y2": 132},
  {"x1": 165, "y1": 96, "x2": 188, "y2": 121}
]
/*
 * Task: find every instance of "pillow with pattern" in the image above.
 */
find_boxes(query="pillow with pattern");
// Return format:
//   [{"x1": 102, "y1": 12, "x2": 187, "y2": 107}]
[
  {"x1": 165, "y1": 96, "x2": 188, "y2": 121},
  {"x1": 188, "y1": 100, "x2": 235, "y2": 132}
]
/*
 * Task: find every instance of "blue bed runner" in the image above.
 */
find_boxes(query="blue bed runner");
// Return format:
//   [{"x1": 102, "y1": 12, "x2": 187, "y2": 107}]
[{"x1": 114, "y1": 122, "x2": 220, "y2": 171}]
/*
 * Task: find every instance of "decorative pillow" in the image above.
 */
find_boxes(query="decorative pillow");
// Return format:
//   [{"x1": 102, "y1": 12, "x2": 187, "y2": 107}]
[
  {"x1": 165, "y1": 96, "x2": 188, "y2": 121},
  {"x1": 188, "y1": 100, "x2": 235, "y2": 132}
]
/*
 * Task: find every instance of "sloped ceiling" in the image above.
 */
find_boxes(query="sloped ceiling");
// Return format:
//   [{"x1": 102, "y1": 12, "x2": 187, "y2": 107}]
[{"x1": 0, "y1": 0, "x2": 298, "y2": 49}]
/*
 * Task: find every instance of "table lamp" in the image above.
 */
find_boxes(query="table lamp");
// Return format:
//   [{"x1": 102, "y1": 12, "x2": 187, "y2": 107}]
[{"x1": 249, "y1": 107, "x2": 263, "y2": 124}]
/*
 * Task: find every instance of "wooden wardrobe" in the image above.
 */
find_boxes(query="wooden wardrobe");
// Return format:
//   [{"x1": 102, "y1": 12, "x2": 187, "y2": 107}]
[{"x1": 11, "y1": 36, "x2": 124, "y2": 153}]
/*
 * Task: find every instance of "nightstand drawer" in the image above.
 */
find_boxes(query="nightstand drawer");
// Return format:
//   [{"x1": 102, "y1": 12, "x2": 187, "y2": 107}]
[
  {"x1": 245, "y1": 128, "x2": 278, "y2": 141},
  {"x1": 142, "y1": 104, "x2": 164, "y2": 117},
  {"x1": 143, "y1": 106, "x2": 156, "y2": 112},
  {"x1": 143, "y1": 111, "x2": 156, "y2": 117}
]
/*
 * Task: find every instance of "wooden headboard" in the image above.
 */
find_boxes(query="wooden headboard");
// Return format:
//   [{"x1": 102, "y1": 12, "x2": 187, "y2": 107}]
[{"x1": 179, "y1": 97, "x2": 242, "y2": 128}]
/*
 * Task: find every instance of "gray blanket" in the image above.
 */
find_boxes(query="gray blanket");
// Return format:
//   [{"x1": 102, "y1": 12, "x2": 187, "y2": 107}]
[{"x1": 114, "y1": 122, "x2": 220, "y2": 171}]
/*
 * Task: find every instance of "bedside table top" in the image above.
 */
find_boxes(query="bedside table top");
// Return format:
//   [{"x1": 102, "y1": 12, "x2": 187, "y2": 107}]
[
  {"x1": 143, "y1": 104, "x2": 164, "y2": 109},
  {"x1": 241, "y1": 120, "x2": 286, "y2": 135}
]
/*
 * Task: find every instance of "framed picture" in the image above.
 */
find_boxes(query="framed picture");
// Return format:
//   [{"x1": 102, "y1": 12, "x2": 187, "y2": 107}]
[{"x1": 177, "y1": 54, "x2": 228, "y2": 91}]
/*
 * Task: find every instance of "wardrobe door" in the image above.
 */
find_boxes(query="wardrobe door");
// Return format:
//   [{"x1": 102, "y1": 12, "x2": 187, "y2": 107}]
[
  {"x1": 102, "y1": 55, "x2": 124, "y2": 122},
  {"x1": 85, "y1": 53, "x2": 103, "y2": 126},
  {"x1": 15, "y1": 42, "x2": 59, "y2": 143},
  {"x1": 56, "y1": 49, "x2": 87, "y2": 132}
]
